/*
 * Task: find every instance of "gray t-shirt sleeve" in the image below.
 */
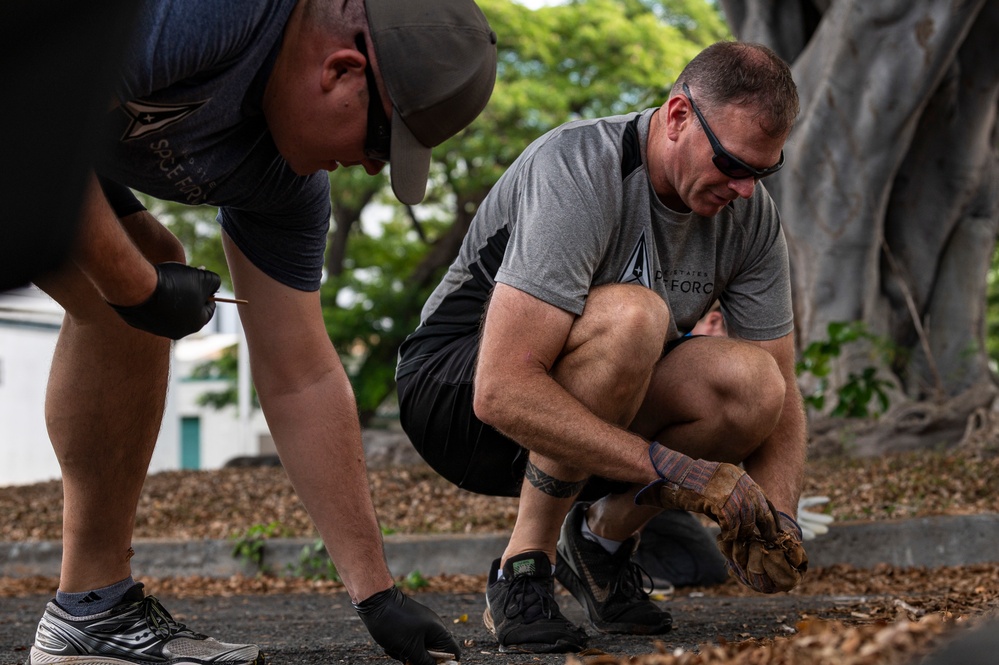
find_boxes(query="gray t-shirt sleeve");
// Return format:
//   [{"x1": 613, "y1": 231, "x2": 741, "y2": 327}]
[
  {"x1": 719, "y1": 190, "x2": 794, "y2": 341},
  {"x1": 494, "y1": 128, "x2": 622, "y2": 316}
]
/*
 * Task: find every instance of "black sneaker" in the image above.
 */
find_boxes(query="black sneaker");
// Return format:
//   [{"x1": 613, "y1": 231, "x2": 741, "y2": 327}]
[
  {"x1": 555, "y1": 502, "x2": 673, "y2": 634},
  {"x1": 632, "y1": 509, "x2": 729, "y2": 589},
  {"x1": 29, "y1": 583, "x2": 264, "y2": 664},
  {"x1": 483, "y1": 551, "x2": 587, "y2": 653}
]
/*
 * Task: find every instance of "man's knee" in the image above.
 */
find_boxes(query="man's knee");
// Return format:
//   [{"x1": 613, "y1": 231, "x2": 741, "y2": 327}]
[
  {"x1": 743, "y1": 346, "x2": 785, "y2": 416},
  {"x1": 577, "y1": 284, "x2": 669, "y2": 358},
  {"x1": 755, "y1": 353, "x2": 786, "y2": 421},
  {"x1": 720, "y1": 346, "x2": 785, "y2": 453}
]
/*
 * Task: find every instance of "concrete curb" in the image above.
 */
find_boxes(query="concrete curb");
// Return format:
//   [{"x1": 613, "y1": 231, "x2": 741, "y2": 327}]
[{"x1": 2, "y1": 514, "x2": 997, "y2": 579}]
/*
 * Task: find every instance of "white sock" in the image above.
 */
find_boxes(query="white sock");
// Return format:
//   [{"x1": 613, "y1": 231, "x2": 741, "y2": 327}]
[{"x1": 581, "y1": 514, "x2": 623, "y2": 554}]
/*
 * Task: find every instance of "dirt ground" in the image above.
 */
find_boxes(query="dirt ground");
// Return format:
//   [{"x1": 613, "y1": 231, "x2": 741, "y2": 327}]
[
  {"x1": 2, "y1": 443, "x2": 997, "y2": 663},
  {"x1": 2, "y1": 568, "x2": 996, "y2": 665}
]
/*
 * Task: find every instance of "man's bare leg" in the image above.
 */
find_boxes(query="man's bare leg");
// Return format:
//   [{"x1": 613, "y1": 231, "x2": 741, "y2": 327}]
[
  {"x1": 502, "y1": 284, "x2": 668, "y2": 563},
  {"x1": 36, "y1": 210, "x2": 182, "y2": 593},
  {"x1": 484, "y1": 285, "x2": 674, "y2": 647}
]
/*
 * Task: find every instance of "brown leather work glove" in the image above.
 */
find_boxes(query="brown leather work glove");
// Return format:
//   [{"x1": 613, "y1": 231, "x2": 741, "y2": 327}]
[
  {"x1": 634, "y1": 442, "x2": 807, "y2": 593},
  {"x1": 635, "y1": 442, "x2": 780, "y2": 542},
  {"x1": 719, "y1": 511, "x2": 808, "y2": 593}
]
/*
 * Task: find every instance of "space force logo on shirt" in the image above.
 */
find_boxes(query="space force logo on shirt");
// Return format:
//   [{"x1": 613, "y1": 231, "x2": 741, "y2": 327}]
[
  {"x1": 619, "y1": 232, "x2": 651, "y2": 288},
  {"x1": 121, "y1": 100, "x2": 206, "y2": 140}
]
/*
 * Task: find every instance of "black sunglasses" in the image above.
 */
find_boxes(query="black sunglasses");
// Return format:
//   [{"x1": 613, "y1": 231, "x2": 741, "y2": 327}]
[
  {"x1": 681, "y1": 83, "x2": 783, "y2": 180},
  {"x1": 355, "y1": 35, "x2": 391, "y2": 163}
]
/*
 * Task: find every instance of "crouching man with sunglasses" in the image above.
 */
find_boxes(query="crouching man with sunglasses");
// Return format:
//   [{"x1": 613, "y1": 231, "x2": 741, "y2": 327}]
[{"x1": 396, "y1": 41, "x2": 808, "y2": 654}]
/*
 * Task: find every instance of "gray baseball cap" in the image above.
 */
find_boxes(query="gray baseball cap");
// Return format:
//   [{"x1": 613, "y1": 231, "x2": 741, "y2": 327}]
[{"x1": 364, "y1": 0, "x2": 498, "y2": 205}]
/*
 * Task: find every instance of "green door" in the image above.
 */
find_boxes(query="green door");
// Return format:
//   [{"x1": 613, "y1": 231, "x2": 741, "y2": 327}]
[{"x1": 180, "y1": 416, "x2": 201, "y2": 470}]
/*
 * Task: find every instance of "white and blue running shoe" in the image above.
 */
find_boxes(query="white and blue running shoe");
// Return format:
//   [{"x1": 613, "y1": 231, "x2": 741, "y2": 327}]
[{"x1": 29, "y1": 583, "x2": 264, "y2": 664}]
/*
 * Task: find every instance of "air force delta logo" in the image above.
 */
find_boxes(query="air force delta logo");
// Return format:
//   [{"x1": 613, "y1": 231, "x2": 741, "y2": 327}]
[
  {"x1": 121, "y1": 100, "x2": 206, "y2": 140},
  {"x1": 619, "y1": 232, "x2": 651, "y2": 288}
]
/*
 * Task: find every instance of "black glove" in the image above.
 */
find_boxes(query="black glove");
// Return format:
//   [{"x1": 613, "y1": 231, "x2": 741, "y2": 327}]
[
  {"x1": 354, "y1": 586, "x2": 461, "y2": 665},
  {"x1": 109, "y1": 262, "x2": 221, "y2": 340}
]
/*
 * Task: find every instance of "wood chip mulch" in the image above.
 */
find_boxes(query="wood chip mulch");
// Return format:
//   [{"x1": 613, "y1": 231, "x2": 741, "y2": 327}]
[
  {"x1": 1, "y1": 446, "x2": 996, "y2": 542},
  {"x1": 2, "y1": 444, "x2": 997, "y2": 665}
]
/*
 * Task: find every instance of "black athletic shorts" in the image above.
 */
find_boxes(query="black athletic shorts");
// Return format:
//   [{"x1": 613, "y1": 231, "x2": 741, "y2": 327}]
[{"x1": 397, "y1": 333, "x2": 696, "y2": 498}]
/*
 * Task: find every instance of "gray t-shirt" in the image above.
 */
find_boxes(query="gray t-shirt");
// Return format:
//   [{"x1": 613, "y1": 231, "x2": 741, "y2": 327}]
[
  {"x1": 96, "y1": 0, "x2": 332, "y2": 291},
  {"x1": 397, "y1": 109, "x2": 792, "y2": 378}
]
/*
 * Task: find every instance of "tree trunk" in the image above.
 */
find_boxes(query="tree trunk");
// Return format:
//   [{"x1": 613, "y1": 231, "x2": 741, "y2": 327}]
[
  {"x1": 722, "y1": 0, "x2": 999, "y2": 454},
  {"x1": 884, "y1": 1, "x2": 999, "y2": 398}
]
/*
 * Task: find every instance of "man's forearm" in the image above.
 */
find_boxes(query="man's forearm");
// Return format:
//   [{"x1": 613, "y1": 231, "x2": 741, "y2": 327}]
[
  {"x1": 258, "y1": 360, "x2": 395, "y2": 602},
  {"x1": 74, "y1": 174, "x2": 157, "y2": 305},
  {"x1": 477, "y1": 368, "x2": 655, "y2": 485}
]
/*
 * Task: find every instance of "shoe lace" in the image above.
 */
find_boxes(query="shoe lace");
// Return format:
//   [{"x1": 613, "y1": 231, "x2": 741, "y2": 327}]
[
  {"x1": 140, "y1": 596, "x2": 201, "y2": 640},
  {"x1": 611, "y1": 558, "x2": 656, "y2": 602},
  {"x1": 503, "y1": 575, "x2": 555, "y2": 623}
]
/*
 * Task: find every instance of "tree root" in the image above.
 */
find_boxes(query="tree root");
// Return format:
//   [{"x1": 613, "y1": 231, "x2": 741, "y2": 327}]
[{"x1": 807, "y1": 380, "x2": 999, "y2": 457}]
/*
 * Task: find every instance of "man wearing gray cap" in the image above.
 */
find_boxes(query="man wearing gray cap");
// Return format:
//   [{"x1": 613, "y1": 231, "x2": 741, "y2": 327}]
[{"x1": 25, "y1": 1, "x2": 496, "y2": 664}]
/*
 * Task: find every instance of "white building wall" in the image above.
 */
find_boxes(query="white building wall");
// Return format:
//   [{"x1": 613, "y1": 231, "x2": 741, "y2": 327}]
[
  {"x1": 0, "y1": 313, "x2": 62, "y2": 485},
  {"x1": 148, "y1": 363, "x2": 181, "y2": 477},
  {"x1": 171, "y1": 374, "x2": 271, "y2": 469},
  {"x1": 0, "y1": 286, "x2": 270, "y2": 487}
]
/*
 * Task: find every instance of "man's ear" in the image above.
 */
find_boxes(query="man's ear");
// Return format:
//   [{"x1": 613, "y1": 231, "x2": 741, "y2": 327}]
[
  {"x1": 663, "y1": 95, "x2": 691, "y2": 141},
  {"x1": 705, "y1": 311, "x2": 727, "y2": 337},
  {"x1": 320, "y1": 48, "x2": 365, "y2": 92}
]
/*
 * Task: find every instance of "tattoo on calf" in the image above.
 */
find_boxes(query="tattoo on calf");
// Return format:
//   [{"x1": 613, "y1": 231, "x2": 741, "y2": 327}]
[{"x1": 524, "y1": 460, "x2": 587, "y2": 498}]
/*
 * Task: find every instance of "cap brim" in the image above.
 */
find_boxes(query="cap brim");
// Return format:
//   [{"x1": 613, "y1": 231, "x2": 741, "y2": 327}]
[{"x1": 389, "y1": 112, "x2": 432, "y2": 206}]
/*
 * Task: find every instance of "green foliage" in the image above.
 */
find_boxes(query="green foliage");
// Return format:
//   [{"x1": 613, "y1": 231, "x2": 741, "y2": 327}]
[
  {"x1": 288, "y1": 539, "x2": 340, "y2": 581},
  {"x1": 986, "y1": 244, "x2": 999, "y2": 369},
  {"x1": 321, "y1": 208, "x2": 450, "y2": 416},
  {"x1": 232, "y1": 526, "x2": 341, "y2": 581},
  {"x1": 795, "y1": 321, "x2": 894, "y2": 419},
  {"x1": 189, "y1": 344, "x2": 259, "y2": 410},
  {"x1": 230, "y1": 521, "x2": 288, "y2": 574},
  {"x1": 830, "y1": 366, "x2": 892, "y2": 419},
  {"x1": 398, "y1": 570, "x2": 430, "y2": 591}
]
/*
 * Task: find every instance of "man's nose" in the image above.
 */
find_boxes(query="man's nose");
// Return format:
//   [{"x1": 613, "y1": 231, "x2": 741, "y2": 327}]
[{"x1": 728, "y1": 176, "x2": 756, "y2": 199}]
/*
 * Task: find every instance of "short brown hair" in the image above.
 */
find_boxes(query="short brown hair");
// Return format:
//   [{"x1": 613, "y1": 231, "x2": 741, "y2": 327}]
[
  {"x1": 674, "y1": 41, "x2": 798, "y2": 138},
  {"x1": 302, "y1": 0, "x2": 368, "y2": 42}
]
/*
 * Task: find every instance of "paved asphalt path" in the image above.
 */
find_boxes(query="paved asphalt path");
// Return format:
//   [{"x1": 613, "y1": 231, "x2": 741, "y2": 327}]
[
  {"x1": 4, "y1": 513, "x2": 998, "y2": 663},
  {"x1": 2, "y1": 589, "x2": 887, "y2": 665}
]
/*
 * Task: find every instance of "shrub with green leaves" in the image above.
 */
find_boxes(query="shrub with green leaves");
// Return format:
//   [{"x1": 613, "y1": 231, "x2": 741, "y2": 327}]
[
  {"x1": 288, "y1": 539, "x2": 340, "y2": 581},
  {"x1": 230, "y1": 521, "x2": 288, "y2": 574},
  {"x1": 796, "y1": 321, "x2": 894, "y2": 419}
]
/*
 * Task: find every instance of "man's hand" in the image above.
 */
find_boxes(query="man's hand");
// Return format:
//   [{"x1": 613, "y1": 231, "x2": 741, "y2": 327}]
[
  {"x1": 108, "y1": 262, "x2": 221, "y2": 340},
  {"x1": 721, "y1": 511, "x2": 808, "y2": 592},
  {"x1": 635, "y1": 442, "x2": 780, "y2": 542},
  {"x1": 354, "y1": 586, "x2": 461, "y2": 665},
  {"x1": 634, "y1": 442, "x2": 808, "y2": 593}
]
